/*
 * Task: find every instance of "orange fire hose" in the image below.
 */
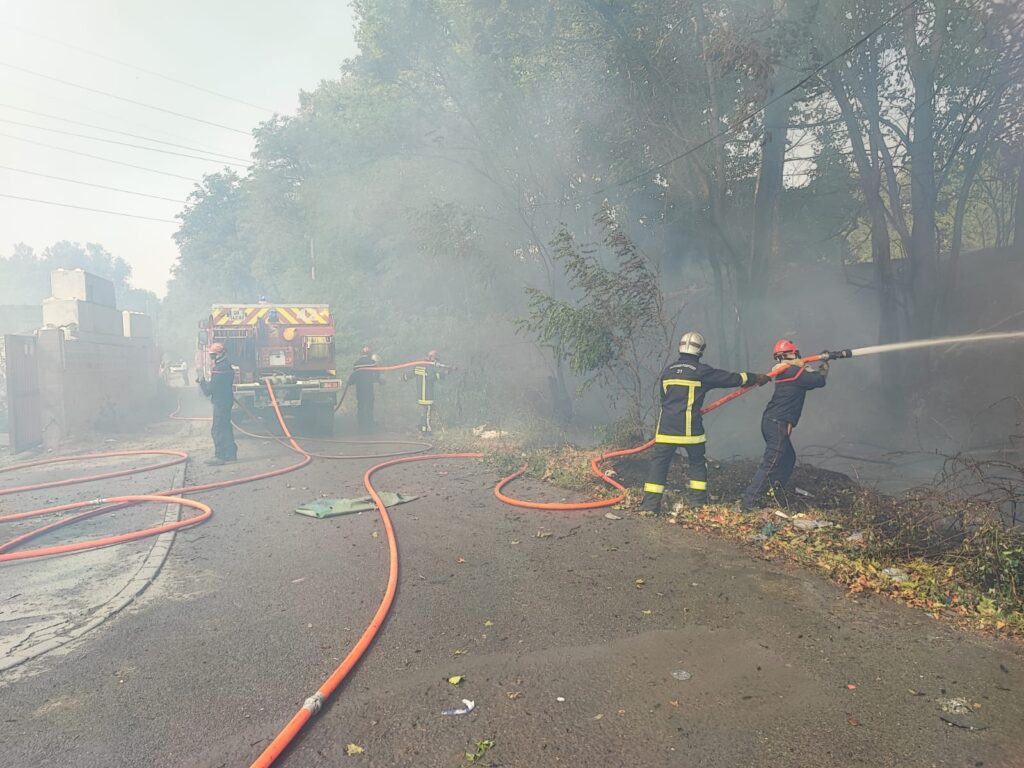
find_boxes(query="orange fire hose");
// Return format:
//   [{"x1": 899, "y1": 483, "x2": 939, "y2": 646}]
[{"x1": 1, "y1": 354, "x2": 780, "y2": 763}]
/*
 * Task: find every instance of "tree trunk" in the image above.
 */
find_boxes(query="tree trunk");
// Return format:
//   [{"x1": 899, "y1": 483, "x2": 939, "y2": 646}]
[
  {"x1": 748, "y1": 88, "x2": 792, "y2": 288},
  {"x1": 1015, "y1": 161, "x2": 1024, "y2": 251}
]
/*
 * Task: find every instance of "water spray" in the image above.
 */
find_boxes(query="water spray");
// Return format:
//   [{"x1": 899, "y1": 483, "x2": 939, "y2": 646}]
[{"x1": 702, "y1": 329, "x2": 1024, "y2": 415}]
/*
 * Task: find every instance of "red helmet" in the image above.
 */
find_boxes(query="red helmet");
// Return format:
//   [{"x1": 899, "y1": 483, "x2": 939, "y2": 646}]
[
  {"x1": 427, "y1": 349, "x2": 440, "y2": 361},
  {"x1": 361, "y1": 346, "x2": 372, "y2": 355},
  {"x1": 209, "y1": 342, "x2": 225, "y2": 355},
  {"x1": 773, "y1": 339, "x2": 799, "y2": 360}
]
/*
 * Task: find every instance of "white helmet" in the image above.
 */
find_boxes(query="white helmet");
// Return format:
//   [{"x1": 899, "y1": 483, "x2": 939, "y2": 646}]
[{"x1": 679, "y1": 331, "x2": 706, "y2": 356}]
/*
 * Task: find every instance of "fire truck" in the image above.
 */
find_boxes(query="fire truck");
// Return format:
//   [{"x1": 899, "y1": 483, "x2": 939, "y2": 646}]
[{"x1": 196, "y1": 303, "x2": 341, "y2": 434}]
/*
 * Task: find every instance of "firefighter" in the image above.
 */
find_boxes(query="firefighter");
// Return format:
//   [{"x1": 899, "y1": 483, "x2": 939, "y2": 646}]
[
  {"x1": 641, "y1": 332, "x2": 769, "y2": 514},
  {"x1": 741, "y1": 339, "x2": 828, "y2": 511},
  {"x1": 409, "y1": 350, "x2": 449, "y2": 434},
  {"x1": 197, "y1": 342, "x2": 237, "y2": 465},
  {"x1": 348, "y1": 346, "x2": 383, "y2": 434}
]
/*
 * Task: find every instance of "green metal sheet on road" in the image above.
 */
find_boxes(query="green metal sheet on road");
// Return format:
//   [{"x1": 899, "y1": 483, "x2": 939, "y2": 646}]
[{"x1": 294, "y1": 493, "x2": 419, "y2": 518}]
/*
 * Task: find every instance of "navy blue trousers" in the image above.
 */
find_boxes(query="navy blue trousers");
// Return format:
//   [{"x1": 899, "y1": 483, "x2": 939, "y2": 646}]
[
  {"x1": 211, "y1": 402, "x2": 237, "y2": 460},
  {"x1": 742, "y1": 417, "x2": 795, "y2": 508}
]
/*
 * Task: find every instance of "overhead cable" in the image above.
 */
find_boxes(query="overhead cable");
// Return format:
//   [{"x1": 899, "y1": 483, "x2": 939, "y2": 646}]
[
  {"x1": 4, "y1": 21, "x2": 275, "y2": 113},
  {"x1": 0, "y1": 103, "x2": 251, "y2": 162},
  {"x1": 0, "y1": 117, "x2": 249, "y2": 166},
  {"x1": 0, "y1": 165, "x2": 185, "y2": 203},
  {"x1": 0, "y1": 60, "x2": 252, "y2": 135},
  {"x1": 0, "y1": 192, "x2": 177, "y2": 223},
  {"x1": 0, "y1": 131, "x2": 204, "y2": 181}
]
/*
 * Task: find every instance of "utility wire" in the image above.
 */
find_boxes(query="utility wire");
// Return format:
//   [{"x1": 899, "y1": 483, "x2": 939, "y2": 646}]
[
  {"x1": 0, "y1": 131, "x2": 200, "y2": 181},
  {"x1": 0, "y1": 192, "x2": 177, "y2": 223},
  {"x1": 0, "y1": 165, "x2": 185, "y2": 203},
  {"x1": 3, "y1": 22, "x2": 275, "y2": 113},
  {"x1": 0, "y1": 60, "x2": 251, "y2": 135},
  {"x1": 593, "y1": 0, "x2": 925, "y2": 198},
  {"x1": 0, "y1": 103, "x2": 251, "y2": 162},
  {"x1": 0, "y1": 117, "x2": 249, "y2": 166}
]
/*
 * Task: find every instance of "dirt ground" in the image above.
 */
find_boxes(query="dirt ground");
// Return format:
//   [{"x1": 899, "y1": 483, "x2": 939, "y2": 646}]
[{"x1": 2, "y1": 390, "x2": 1023, "y2": 768}]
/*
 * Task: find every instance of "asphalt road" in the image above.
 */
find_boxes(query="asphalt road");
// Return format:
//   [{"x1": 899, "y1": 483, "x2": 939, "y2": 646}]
[{"x1": 1, "y1": 393, "x2": 1023, "y2": 768}]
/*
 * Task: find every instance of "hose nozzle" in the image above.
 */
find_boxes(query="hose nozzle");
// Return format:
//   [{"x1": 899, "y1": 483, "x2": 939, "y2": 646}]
[{"x1": 825, "y1": 349, "x2": 852, "y2": 360}]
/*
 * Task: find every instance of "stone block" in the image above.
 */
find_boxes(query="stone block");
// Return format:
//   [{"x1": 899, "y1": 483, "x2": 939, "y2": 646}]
[
  {"x1": 50, "y1": 269, "x2": 116, "y2": 307},
  {"x1": 42, "y1": 298, "x2": 124, "y2": 337}
]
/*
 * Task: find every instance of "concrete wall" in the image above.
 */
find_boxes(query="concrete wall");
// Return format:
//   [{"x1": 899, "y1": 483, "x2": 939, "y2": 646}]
[{"x1": 38, "y1": 329, "x2": 161, "y2": 445}]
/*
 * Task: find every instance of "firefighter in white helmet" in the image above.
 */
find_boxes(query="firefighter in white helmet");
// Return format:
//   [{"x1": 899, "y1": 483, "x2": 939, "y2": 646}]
[{"x1": 641, "y1": 332, "x2": 769, "y2": 513}]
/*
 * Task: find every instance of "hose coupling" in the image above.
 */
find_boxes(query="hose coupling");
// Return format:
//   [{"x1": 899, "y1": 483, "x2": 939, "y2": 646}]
[{"x1": 302, "y1": 692, "x2": 325, "y2": 716}]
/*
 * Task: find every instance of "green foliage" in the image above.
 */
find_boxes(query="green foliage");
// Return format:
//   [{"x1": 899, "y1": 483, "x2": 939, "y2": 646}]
[
  {"x1": 0, "y1": 241, "x2": 158, "y2": 317},
  {"x1": 517, "y1": 208, "x2": 676, "y2": 431}
]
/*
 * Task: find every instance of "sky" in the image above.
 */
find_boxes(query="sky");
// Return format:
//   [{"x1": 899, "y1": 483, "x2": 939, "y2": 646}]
[{"x1": 0, "y1": 0, "x2": 359, "y2": 296}]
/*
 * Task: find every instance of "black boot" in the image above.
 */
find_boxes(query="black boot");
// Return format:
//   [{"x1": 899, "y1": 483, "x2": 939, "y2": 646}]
[{"x1": 640, "y1": 493, "x2": 663, "y2": 514}]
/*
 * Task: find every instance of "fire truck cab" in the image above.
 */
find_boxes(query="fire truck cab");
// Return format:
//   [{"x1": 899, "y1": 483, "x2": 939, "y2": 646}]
[{"x1": 196, "y1": 303, "x2": 341, "y2": 435}]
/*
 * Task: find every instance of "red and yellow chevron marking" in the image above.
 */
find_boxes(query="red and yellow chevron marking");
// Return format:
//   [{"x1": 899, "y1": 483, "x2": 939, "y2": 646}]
[{"x1": 211, "y1": 305, "x2": 332, "y2": 326}]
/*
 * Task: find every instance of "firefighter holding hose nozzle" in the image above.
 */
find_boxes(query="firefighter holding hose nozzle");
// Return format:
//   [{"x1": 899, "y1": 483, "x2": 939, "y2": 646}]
[
  {"x1": 740, "y1": 339, "x2": 828, "y2": 512},
  {"x1": 641, "y1": 332, "x2": 770, "y2": 514},
  {"x1": 196, "y1": 342, "x2": 238, "y2": 465}
]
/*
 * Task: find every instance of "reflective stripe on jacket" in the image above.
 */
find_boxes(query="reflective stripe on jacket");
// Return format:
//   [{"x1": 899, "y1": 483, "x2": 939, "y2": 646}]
[{"x1": 654, "y1": 354, "x2": 752, "y2": 444}]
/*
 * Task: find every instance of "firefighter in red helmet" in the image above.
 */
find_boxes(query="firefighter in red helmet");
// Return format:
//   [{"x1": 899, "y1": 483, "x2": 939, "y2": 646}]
[
  {"x1": 196, "y1": 342, "x2": 237, "y2": 465},
  {"x1": 741, "y1": 338, "x2": 828, "y2": 511}
]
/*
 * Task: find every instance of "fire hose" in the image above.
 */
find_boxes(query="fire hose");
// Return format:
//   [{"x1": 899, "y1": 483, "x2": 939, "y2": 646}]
[{"x1": 10, "y1": 334, "x2": 1011, "y2": 762}]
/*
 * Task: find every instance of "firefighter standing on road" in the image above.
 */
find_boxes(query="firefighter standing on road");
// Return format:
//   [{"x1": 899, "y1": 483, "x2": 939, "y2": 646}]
[
  {"x1": 349, "y1": 346, "x2": 383, "y2": 434},
  {"x1": 741, "y1": 339, "x2": 828, "y2": 511},
  {"x1": 409, "y1": 350, "x2": 449, "y2": 434},
  {"x1": 197, "y1": 342, "x2": 237, "y2": 465},
  {"x1": 641, "y1": 332, "x2": 769, "y2": 514}
]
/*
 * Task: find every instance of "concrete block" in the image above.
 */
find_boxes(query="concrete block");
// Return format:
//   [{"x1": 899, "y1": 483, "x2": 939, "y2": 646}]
[
  {"x1": 42, "y1": 298, "x2": 124, "y2": 337},
  {"x1": 50, "y1": 269, "x2": 116, "y2": 307},
  {"x1": 122, "y1": 311, "x2": 153, "y2": 338},
  {"x1": 0, "y1": 305, "x2": 42, "y2": 335}
]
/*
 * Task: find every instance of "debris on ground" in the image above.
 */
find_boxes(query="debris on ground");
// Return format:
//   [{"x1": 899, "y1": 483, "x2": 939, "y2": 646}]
[
  {"x1": 794, "y1": 487, "x2": 815, "y2": 498},
  {"x1": 937, "y1": 697, "x2": 973, "y2": 714},
  {"x1": 448, "y1": 675, "x2": 464, "y2": 685},
  {"x1": 790, "y1": 517, "x2": 833, "y2": 531},
  {"x1": 555, "y1": 696, "x2": 566, "y2": 702},
  {"x1": 846, "y1": 531, "x2": 866, "y2": 544},
  {"x1": 882, "y1": 567, "x2": 911, "y2": 582},
  {"x1": 344, "y1": 743, "x2": 365, "y2": 755},
  {"x1": 671, "y1": 670, "x2": 692, "y2": 681},
  {"x1": 441, "y1": 699, "x2": 476, "y2": 716},
  {"x1": 604, "y1": 512, "x2": 622, "y2": 520},
  {"x1": 294, "y1": 493, "x2": 418, "y2": 518},
  {"x1": 472, "y1": 424, "x2": 510, "y2": 440},
  {"x1": 463, "y1": 739, "x2": 495, "y2": 765}
]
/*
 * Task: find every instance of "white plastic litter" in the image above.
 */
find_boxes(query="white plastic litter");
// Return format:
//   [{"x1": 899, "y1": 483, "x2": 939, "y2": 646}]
[{"x1": 441, "y1": 699, "x2": 476, "y2": 716}]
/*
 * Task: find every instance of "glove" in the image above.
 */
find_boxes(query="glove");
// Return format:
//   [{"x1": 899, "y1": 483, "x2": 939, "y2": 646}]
[{"x1": 752, "y1": 373, "x2": 771, "y2": 386}]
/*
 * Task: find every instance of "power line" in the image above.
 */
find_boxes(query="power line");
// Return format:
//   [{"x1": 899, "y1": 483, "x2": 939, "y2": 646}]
[
  {"x1": 0, "y1": 131, "x2": 201, "y2": 181},
  {"x1": 0, "y1": 60, "x2": 252, "y2": 135},
  {"x1": 4, "y1": 22, "x2": 275, "y2": 114},
  {"x1": 0, "y1": 103, "x2": 251, "y2": 162},
  {"x1": 0, "y1": 192, "x2": 177, "y2": 223},
  {"x1": 0, "y1": 116, "x2": 249, "y2": 166},
  {"x1": 594, "y1": 0, "x2": 925, "y2": 198},
  {"x1": 0, "y1": 165, "x2": 185, "y2": 203}
]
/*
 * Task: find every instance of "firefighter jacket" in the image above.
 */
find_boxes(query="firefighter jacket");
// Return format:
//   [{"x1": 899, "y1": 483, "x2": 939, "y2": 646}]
[
  {"x1": 204, "y1": 355, "x2": 235, "y2": 408},
  {"x1": 348, "y1": 354, "x2": 381, "y2": 394},
  {"x1": 654, "y1": 353, "x2": 754, "y2": 444},
  {"x1": 413, "y1": 362, "x2": 444, "y2": 405},
  {"x1": 762, "y1": 364, "x2": 826, "y2": 427}
]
